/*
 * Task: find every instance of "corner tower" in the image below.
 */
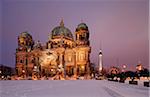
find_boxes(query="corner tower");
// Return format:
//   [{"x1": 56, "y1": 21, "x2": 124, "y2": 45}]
[
  {"x1": 74, "y1": 22, "x2": 91, "y2": 76},
  {"x1": 75, "y1": 23, "x2": 89, "y2": 46},
  {"x1": 16, "y1": 31, "x2": 34, "y2": 77}
]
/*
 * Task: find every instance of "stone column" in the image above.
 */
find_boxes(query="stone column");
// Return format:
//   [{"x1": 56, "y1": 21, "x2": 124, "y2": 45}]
[
  {"x1": 87, "y1": 62, "x2": 90, "y2": 74},
  {"x1": 59, "y1": 53, "x2": 63, "y2": 66},
  {"x1": 73, "y1": 52, "x2": 77, "y2": 78}
]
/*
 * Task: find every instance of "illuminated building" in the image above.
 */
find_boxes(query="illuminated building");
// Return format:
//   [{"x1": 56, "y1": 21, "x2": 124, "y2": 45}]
[
  {"x1": 109, "y1": 66, "x2": 120, "y2": 75},
  {"x1": 15, "y1": 20, "x2": 91, "y2": 79}
]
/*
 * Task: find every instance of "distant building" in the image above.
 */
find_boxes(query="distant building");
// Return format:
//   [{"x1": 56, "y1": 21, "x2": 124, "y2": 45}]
[
  {"x1": 136, "y1": 64, "x2": 143, "y2": 71},
  {"x1": 15, "y1": 20, "x2": 91, "y2": 78},
  {"x1": 0, "y1": 65, "x2": 13, "y2": 78},
  {"x1": 109, "y1": 66, "x2": 120, "y2": 75}
]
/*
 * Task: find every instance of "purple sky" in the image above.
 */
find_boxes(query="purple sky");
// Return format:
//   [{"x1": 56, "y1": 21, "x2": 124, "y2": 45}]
[{"x1": 0, "y1": 0, "x2": 149, "y2": 71}]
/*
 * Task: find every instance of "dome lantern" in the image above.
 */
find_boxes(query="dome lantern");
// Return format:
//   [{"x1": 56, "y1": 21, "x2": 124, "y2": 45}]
[{"x1": 60, "y1": 19, "x2": 64, "y2": 27}]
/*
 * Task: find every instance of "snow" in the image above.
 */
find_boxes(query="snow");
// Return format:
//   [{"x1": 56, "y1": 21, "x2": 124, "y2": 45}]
[{"x1": 0, "y1": 80, "x2": 149, "y2": 97}]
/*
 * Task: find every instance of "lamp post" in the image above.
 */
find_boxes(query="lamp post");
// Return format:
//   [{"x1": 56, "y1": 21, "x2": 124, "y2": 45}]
[
  {"x1": 122, "y1": 64, "x2": 127, "y2": 73},
  {"x1": 22, "y1": 69, "x2": 25, "y2": 79}
]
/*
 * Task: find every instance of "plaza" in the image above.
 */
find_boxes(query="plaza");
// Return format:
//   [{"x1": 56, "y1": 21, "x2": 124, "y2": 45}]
[{"x1": 0, "y1": 80, "x2": 149, "y2": 97}]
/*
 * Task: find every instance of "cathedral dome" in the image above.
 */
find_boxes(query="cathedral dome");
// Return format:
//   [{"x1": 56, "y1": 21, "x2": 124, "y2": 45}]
[
  {"x1": 76, "y1": 23, "x2": 88, "y2": 31},
  {"x1": 19, "y1": 31, "x2": 32, "y2": 39},
  {"x1": 18, "y1": 31, "x2": 34, "y2": 48},
  {"x1": 51, "y1": 20, "x2": 73, "y2": 39}
]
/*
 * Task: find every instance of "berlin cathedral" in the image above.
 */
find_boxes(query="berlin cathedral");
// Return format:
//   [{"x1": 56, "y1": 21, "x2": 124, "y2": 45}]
[{"x1": 16, "y1": 20, "x2": 91, "y2": 79}]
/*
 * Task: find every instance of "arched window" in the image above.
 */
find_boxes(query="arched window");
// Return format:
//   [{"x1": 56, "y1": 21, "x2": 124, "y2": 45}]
[{"x1": 20, "y1": 60, "x2": 23, "y2": 63}]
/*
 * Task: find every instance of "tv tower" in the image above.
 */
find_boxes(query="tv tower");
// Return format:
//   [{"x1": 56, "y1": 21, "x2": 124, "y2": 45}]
[
  {"x1": 98, "y1": 41, "x2": 103, "y2": 73},
  {"x1": 99, "y1": 49, "x2": 103, "y2": 72}
]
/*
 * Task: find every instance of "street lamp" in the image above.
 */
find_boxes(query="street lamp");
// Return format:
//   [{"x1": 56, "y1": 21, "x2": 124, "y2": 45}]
[
  {"x1": 33, "y1": 66, "x2": 37, "y2": 71},
  {"x1": 122, "y1": 64, "x2": 127, "y2": 72},
  {"x1": 22, "y1": 70, "x2": 25, "y2": 73},
  {"x1": 22, "y1": 69, "x2": 26, "y2": 79}
]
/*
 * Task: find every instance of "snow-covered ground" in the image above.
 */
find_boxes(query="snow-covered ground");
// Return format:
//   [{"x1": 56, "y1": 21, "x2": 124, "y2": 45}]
[{"x1": 0, "y1": 80, "x2": 149, "y2": 97}]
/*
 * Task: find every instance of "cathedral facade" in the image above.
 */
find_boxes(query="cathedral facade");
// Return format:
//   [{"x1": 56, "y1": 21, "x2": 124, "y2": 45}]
[{"x1": 16, "y1": 20, "x2": 91, "y2": 79}]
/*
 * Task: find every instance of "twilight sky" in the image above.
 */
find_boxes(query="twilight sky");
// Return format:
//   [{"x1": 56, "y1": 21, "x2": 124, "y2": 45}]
[{"x1": 0, "y1": 0, "x2": 149, "y2": 70}]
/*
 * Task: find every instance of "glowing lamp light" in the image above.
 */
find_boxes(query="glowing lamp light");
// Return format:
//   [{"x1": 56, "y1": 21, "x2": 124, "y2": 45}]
[
  {"x1": 123, "y1": 64, "x2": 126, "y2": 69},
  {"x1": 99, "y1": 67, "x2": 102, "y2": 71},
  {"x1": 81, "y1": 65, "x2": 84, "y2": 69},
  {"x1": 34, "y1": 66, "x2": 37, "y2": 69},
  {"x1": 22, "y1": 70, "x2": 25, "y2": 73},
  {"x1": 51, "y1": 69, "x2": 54, "y2": 71}
]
